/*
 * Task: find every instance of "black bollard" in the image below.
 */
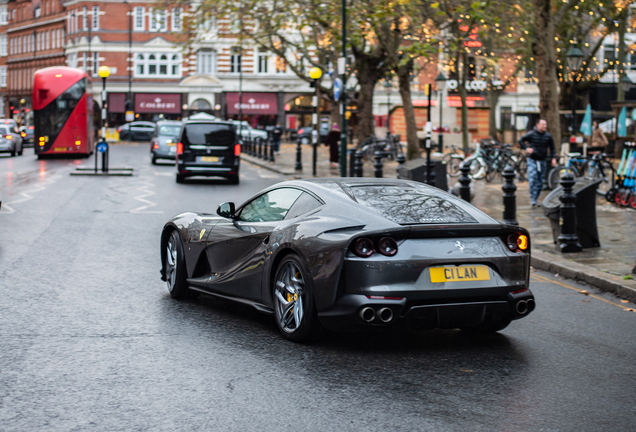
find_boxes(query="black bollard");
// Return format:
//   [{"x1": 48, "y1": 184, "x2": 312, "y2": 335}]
[
  {"x1": 459, "y1": 161, "x2": 471, "y2": 202},
  {"x1": 258, "y1": 138, "x2": 263, "y2": 159},
  {"x1": 502, "y1": 165, "x2": 518, "y2": 225},
  {"x1": 348, "y1": 148, "x2": 356, "y2": 177},
  {"x1": 354, "y1": 150, "x2": 363, "y2": 177},
  {"x1": 247, "y1": 138, "x2": 252, "y2": 156},
  {"x1": 373, "y1": 151, "x2": 384, "y2": 178},
  {"x1": 557, "y1": 172, "x2": 582, "y2": 253},
  {"x1": 294, "y1": 141, "x2": 302, "y2": 171},
  {"x1": 396, "y1": 153, "x2": 406, "y2": 165},
  {"x1": 270, "y1": 139, "x2": 275, "y2": 163}
]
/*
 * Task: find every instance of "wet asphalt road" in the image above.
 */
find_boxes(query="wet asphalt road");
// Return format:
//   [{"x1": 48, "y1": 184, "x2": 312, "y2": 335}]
[{"x1": 1, "y1": 144, "x2": 635, "y2": 431}]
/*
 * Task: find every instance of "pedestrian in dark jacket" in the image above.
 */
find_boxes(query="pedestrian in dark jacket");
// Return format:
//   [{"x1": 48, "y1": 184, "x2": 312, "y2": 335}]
[
  {"x1": 325, "y1": 124, "x2": 341, "y2": 167},
  {"x1": 272, "y1": 123, "x2": 283, "y2": 153},
  {"x1": 518, "y1": 118, "x2": 557, "y2": 207}
]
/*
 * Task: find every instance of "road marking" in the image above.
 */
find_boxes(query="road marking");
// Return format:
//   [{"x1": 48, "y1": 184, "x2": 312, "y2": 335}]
[
  {"x1": 130, "y1": 176, "x2": 163, "y2": 214},
  {"x1": 0, "y1": 170, "x2": 65, "y2": 214},
  {"x1": 530, "y1": 273, "x2": 635, "y2": 312}
]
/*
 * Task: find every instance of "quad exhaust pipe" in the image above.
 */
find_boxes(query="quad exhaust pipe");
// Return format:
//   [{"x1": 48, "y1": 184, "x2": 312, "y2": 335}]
[
  {"x1": 359, "y1": 306, "x2": 394, "y2": 323},
  {"x1": 516, "y1": 299, "x2": 535, "y2": 315},
  {"x1": 360, "y1": 307, "x2": 375, "y2": 322},
  {"x1": 378, "y1": 307, "x2": 393, "y2": 323}
]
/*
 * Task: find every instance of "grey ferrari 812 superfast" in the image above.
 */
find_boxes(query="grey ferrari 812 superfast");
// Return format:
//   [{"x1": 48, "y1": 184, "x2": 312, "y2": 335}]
[{"x1": 160, "y1": 178, "x2": 534, "y2": 341}]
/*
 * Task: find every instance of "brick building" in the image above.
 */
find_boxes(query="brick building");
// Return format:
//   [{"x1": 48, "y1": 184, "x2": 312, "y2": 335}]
[{"x1": 2, "y1": 0, "x2": 314, "y2": 129}]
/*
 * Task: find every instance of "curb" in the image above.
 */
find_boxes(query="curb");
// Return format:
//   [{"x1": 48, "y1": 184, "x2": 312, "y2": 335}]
[
  {"x1": 531, "y1": 250, "x2": 636, "y2": 302},
  {"x1": 241, "y1": 155, "x2": 323, "y2": 177}
]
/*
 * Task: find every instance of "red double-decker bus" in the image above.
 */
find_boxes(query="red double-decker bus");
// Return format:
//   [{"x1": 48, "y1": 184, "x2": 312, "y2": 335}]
[{"x1": 33, "y1": 67, "x2": 95, "y2": 158}]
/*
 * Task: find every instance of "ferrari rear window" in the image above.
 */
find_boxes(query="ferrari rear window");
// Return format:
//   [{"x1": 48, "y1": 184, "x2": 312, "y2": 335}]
[{"x1": 349, "y1": 185, "x2": 477, "y2": 224}]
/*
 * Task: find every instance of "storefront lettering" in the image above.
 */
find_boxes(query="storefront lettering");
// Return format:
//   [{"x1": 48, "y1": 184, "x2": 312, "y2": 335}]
[
  {"x1": 233, "y1": 98, "x2": 270, "y2": 111},
  {"x1": 139, "y1": 97, "x2": 177, "y2": 110}
]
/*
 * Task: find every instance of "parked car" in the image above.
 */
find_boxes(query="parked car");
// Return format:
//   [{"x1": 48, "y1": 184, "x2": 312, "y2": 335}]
[
  {"x1": 0, "y1": 125, "x2": 23, "y2": 156},
  {"x1": 159, "y1": 178, "x2": 534, "y2": 342},
  {"x1": 118, "y1": 121, "x2": 156, "y2": 141},
  {"x1": 1, "y1": 119, "x2": 19, "y2": 133},
  {"x1": 176, "y1": 118, "x2": 240, "y2": 184},
  {"x1": 150, "y1": 120, "x2": 182, "y2": 164},
  {"x1": 231, "y1": 120, "x2": 269, "y2": 142},
  {"x1": 20, "y1": 125, "x2": 35, "y2": 146},
  {"x1": 296, "y1": 122, "x2": 330, "y2": 145}
]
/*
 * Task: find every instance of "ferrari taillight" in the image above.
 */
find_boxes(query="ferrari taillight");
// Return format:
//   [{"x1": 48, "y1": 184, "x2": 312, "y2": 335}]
[
  {"x1": 234, "y1": 143, "x2": 241, "y2": 156},
  {"x1": 377, "y1": 237, "x2": 398, "y2": 256},
  {"x1": 506, "y1": 233, "x2": 529, "y2": 252},
  {"x1": 352, "y1": 238, "x2": 374, "y2": 257},
  {"x1": 177, "y1": 142, "x2": 183, "y2": 155}
]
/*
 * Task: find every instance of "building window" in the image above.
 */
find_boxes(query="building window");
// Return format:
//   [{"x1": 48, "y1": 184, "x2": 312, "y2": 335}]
[
  {"x1": 0, "y1": 35, "x2": 6, "y2": 56},
  {"x1": 46, "y1": 31, "x2": 50, "y2": 50},
  {"x1": 150, "y1": 10, "x2": 167, "y2": 32},
  {"x1": 91, "y1": 52, "x2": 99, "y2": 75},
  {"x1": 134, "y1": 7, "x2": 145, "y2": 31},
  {"x1": 0, "y1": 6, "x2": 8, "y2": 25},
  {"x1": 35, "y1": 6, "x2": 41, "y2": 18},
  {"x1": 258, "y1": 49, "x2": 268, "y2": 73},
  {"x1": 83, "y1": 6, "x2": 88, "y2": 31},
  {"x1": 45, "y1": 0, "x2": 49, "y2": 15},
  {"x1": 68, "y1": 53, "x2": 77, "y2": 68},
  {"x1": 92, "y1": 6, "x2": 99, "y2": 30},
  {"x1": 275, "y1": 56, "x2": 287, "y2": 73},
  {"x1": 0, "y1": 66, "x2": 6, "y2": 87},
  {"x1": 196, "y1": 49, "x2": 216, "y2": 74},
  {"x1": 148, "y1": 55, "x2": 157, "y2": 74},
  {"x1": 172, "y1": 54, "x2": 180, "y2": 75},
  {"x1": 172, "y1": 8, "x2": 182, "y2": 31},
  {"x1": 604, "y1": 44, "x2": 616, "y2": 64},
  {"x1": 82, "y1": 51, "x2": 86, "y2": 71},
  {"x1": 137, "y1": 54, "x2": 145, "y2": 74},
  {"x1": 134, "y1": 53, "x2": 181, "y2": 77},
  {"x1": 230, "y1": 48, "x2": 242, "y2": 73}
]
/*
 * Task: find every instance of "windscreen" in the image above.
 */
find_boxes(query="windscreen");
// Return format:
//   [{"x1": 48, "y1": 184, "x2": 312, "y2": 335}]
[
  {"x1": 34, "y1": 78, "x2": 85, "y2": 148},
  {"x1": 158, "y1": 125, "x2": 181, "y2": 136},
  {"x1": 349, "y1": 185, "x2": 477, "y2": 224},
  {"x1": 183, "y1": 123, "x2": 235, "y2": 146}
]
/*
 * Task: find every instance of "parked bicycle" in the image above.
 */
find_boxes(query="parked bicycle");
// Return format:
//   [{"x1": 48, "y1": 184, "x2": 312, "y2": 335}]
[{"x1": 359, "y1": 134, "x2": 404, "y2": 161}]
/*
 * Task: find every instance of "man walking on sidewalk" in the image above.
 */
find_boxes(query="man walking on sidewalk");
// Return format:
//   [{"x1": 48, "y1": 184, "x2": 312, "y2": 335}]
[{"x1": 518, "y1": 118, "x2": 557, "y2": 207}]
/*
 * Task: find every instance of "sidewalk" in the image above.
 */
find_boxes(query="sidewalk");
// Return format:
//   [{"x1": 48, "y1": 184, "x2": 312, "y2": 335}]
[{"x1": 243, "y1": 140, "x2": 636, "y2": 301}]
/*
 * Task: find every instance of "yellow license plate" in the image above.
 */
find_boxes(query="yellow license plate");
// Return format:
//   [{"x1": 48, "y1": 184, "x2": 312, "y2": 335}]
[
  {"x1": 200, "y1": 156, "x2": 219, "y2": 162},
  {"x1": 54, "y1": 147, "x2": 67, "y2": 152},
  {"x1": 167, "y1": 142, "x2": 176, "y2": 146},
  {"x1": 430, "y1": 265, "x2": 490, "y2": 283}
]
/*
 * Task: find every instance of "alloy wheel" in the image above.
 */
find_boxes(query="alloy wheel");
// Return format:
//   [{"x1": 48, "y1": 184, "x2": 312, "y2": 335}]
[
  {"x1": 166, "y1": 232, "x2": 179, "y2": 292},
  {"x1": 274, "y1": 262, "x2": 305, "y2": 334}
]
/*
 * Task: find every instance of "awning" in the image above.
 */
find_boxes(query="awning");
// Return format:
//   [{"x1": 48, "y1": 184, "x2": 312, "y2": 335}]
[
  {"x1": 226, "y1": 92, "x2": 278, "y2": 115},
  {"x1": 108, "y1": 93, "x2": 126, "y2": 113},
  {"x1": 135, "y1": 93, "x2": 182, "y2": 114}
]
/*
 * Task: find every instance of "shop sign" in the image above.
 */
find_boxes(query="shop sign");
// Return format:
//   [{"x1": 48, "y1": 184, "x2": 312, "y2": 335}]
[
  {"x1": 226, "y1": 93, "x2": 278, "y2": 115},
  {"x1": 135, "y1": 94, "x2": 182, "y2": 113},
  {"x1": 447, "y1": 80, "x2": 488, "y2": 92}
]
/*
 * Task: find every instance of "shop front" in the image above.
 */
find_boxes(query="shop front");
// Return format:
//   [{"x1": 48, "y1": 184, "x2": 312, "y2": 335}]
[
  {"x1": 108, "y1": 93, "x2": 185, "y2": 126},
  {"x1": 225, "y1": 92, "x2": 279, "y2": 128}
]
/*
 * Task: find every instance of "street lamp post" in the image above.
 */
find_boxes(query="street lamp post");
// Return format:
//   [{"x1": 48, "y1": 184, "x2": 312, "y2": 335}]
[
  {"x1": 19, "y1": 98, "x2": 25, "y2": 129},
  {"x1": 435, "y1": 72, "x2": 447, "y2": 152},
  {"x1": 98, "y1": 66, "x2": 110, "y2": 173},
  {"x1": 566, "y1": 40, "x2": 584, "y2": 137},
  {"x1": 123, "y1": 1, "x2": 133, "y2": 115},
  {"x1": 384, "y1": 79, "x2": 391, "y2": 137},
  {"x1": 309, "y1": 67, "x2": 322, "y2": 176}
]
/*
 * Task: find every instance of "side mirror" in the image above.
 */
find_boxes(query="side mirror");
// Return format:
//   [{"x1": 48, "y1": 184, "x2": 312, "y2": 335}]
[{"x1": 217, "y1": 202, "x2": 235, "y2": 218}]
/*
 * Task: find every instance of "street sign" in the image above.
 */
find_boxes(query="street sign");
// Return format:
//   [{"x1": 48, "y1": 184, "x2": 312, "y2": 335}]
[
  {"x1": 334, "y1": 78, "x2": 343, "y2": 101},
  {"x1": 338, "y1": 57, "x2": 346, "y2": 75},
  {"x1": 312, "y1": 129, "x2": 319, "y2": 144},
  {"x1": 97, "y1": 142, "x2": 108, "y2": 153}
]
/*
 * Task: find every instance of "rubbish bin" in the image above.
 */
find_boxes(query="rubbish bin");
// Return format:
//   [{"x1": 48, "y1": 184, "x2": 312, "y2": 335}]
[
  {"x1": 542, "y1": 178, "x2": 601, "y2": 248},
  {"x1": 397, "y1": 158, "x2": 448, "y2": 192}
]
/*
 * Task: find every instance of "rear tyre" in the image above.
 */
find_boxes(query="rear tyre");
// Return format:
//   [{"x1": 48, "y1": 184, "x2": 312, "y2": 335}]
[
  {"x1": 165, "y1": 230, "x2": 189, "y2": 299},
  {"x1": 10, "y1": 147, "x2": 15, "y2": 157},
  {"x1": 630, "y1": 194, "x2": 636, "y2": 210},
  {"x1": 300, "y1": 137, "x2": 309, "y2": 145},
  {"x1": 151, "y1": 155, "x2": 158, "y2": 165},
  {"x1": 176, "y1": 173, "x2": 186, "y2": 183},
  {"x1": 228, "y1": 174, "x2": 239, "y2": 185},
  {"x1": 272, "y1": 255, "x2": 322, "y2": 342}
]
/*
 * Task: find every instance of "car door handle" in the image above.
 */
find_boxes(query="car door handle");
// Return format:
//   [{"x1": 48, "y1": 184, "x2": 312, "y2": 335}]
[{"x1": 262, "y1": 235, "x2": 270, "y2": 245}]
